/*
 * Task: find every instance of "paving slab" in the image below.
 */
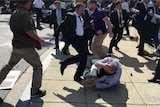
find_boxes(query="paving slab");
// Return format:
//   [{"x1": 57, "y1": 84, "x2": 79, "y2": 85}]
[
  {"x1": 29, "y1": 102, "x2": 86, "y2": 107},
  {"x1": 87, "y1": 104, "x2": 147, "y2": 107},
  {"x1": 125, "y1": 68, "x2": 155, "y2": 83},
  {"x1": 85, "y1": 83, "x2": 144, "y2": 105},
  {"x1": 120, "y1": 68, "x2": 131, "y2": 83},
  {"x1": 43, "y1": 66, "x2": 77, "y2": 80},
  {"x1": 31, "y1": 80, "x2": 85, "y2": 103},
  {"x1": 134, "y1": 83, "x2": 160, "y2": 104}
]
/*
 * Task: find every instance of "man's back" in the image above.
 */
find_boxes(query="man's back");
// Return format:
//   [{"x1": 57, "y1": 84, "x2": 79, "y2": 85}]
[{"x1": 10, "y1": 7, "x2": 39, "y2": 49}]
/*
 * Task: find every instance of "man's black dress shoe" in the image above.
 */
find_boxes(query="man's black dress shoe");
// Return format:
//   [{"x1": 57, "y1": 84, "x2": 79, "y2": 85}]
[
  {"x1": 115, "y1": 46, "x2": 119, "y2": 50},
  {"x1": 138, "y1": 52, "x2": 144, "y2": 56},
  {"x1": 74, "y1": 76, "x2": 83, "y2": 83},
  {"x1": 60, "y1": 62, "x2": 67, "y2": 75},
  {"x1": 148, "y1": 78, "x2": 158, "y2": 83},
  {"x1": 31, "y1": 90, "x2": 46, "y2": 98}
]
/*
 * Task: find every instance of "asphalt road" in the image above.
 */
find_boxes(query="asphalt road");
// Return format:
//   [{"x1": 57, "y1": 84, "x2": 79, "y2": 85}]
[{"x1": 0, "y1": 14, "x2": 54, "y2": 99}]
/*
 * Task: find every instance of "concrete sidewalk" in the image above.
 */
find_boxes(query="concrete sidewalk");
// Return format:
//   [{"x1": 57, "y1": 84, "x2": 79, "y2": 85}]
[{"x1": 2, "y1": 26, "x2": 160, "y2": 107}]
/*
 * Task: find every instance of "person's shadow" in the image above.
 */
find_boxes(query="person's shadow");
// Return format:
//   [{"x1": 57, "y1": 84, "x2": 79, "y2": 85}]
[
  {"x1": 54, "y1": 84, "x2": 128, "y2": 107},
  {"x1": 114, "y1": 50, "x2": 156, "y2": 73},
  {"x1": 0, "y1": 97, "x2": 14, "y2": 107}
]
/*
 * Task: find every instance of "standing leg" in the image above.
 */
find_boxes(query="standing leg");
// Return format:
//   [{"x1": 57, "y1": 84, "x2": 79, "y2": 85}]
[
  {"x1": 91, "y1": 34, "x2": 107, "y2": 58},
  {"x1": 148, "y1": 59, "x2": 160, "y2": 82},
  {"x1": 108, "y1": 30, "x2": 117, "y2": 53},
  {"x1": 36, "y1": 8, "x2": 41, "y2": 28},
  {"x1": 114, "y1": 28, "x2": 123, "y2": 48},
  {"x1": 20, "y1": 48, "x2": 43, "y2": 95},
  {"x1": 0, "y1": 48, "x2": 22, "y2": 84}
]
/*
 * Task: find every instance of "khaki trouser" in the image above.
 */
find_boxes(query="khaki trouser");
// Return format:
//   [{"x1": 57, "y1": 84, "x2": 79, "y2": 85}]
[
  {"x1": 0, "y1": 47, "x2": 42, "y2": 95},
  {"x1": 91, "y1": 33, "x2": 107, "y2": 58}
]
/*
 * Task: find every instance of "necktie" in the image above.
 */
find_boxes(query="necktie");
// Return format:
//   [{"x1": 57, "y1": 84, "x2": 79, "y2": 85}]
[
  {"x1": 78, "y1": 16, "x2": 82, "y2": 22},
  {"x1": 156, "y1": 8, "x2": 159, "y2": 24},
  {"x1": 119, "y1": 10, "x2": 123, "y2": 27}
]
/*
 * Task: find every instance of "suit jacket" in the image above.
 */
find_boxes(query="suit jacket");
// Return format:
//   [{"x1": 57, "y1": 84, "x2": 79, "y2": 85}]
[
  {"x1": 53, "y1": 12, "x2": 77, "y2": 42},
  {"x1": 147, "y1": 6, "x2": 160, "y2": 24},
  {"x1": 110, "y1": 9, "x2": 129, "y2": 29},
  {"x1": 133, "y1": 1, "x2": 148, "y2": 23},
  {"x1": 49, "y1": 8, "x2": 67, "y2": 29}
]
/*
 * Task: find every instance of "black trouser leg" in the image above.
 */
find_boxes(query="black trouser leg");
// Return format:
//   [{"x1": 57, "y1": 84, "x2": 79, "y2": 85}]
[
  {"x1": 155, "y1": 59, "x2": 160, "y2": 79},
  {"x1": 115, "y1": 28, "x2": 123, "y2": 46},
  {"x1": 35, "y1": 8, "x2": 41, "y2": 27}
]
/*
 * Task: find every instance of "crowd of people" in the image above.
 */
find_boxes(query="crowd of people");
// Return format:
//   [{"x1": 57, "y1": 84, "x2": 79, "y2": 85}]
[{"x1": 0, "y1": 0, "x2": 160, "y2": 99}]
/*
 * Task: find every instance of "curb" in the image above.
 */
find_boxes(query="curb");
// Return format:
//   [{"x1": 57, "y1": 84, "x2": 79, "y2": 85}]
[{"x1": 1, "y1": 47, "x2": 54, "y2": 107}]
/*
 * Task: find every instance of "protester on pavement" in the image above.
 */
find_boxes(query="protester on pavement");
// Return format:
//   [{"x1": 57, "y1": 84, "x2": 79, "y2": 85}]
[
  {"x1": 82, "y1": 57, "x2": 122, "y2": 89},
  {"x1": 0, "y1": 0, "x2": 46, "y2": 98}
]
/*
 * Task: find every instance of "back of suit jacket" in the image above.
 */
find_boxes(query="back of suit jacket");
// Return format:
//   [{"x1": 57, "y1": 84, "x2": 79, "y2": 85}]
[
  {"x1": 134, "y1": 1, "x2": 148, "y2": 23},
  {"x1": 54, "y1": 12, "x2": 76, "y2": 42}
]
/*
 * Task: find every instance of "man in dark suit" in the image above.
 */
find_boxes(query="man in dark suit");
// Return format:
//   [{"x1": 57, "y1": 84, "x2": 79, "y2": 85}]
[
  {"x1": 49, "y1": 1, "x2": 67, "y2": 50},
  {"x1": 147, "y1": 0, "x2": 160, "y2": 48},
  {"x1": 51, "y1": 3, "x2": 87, "y2": 83},
  {"x1": 108, "y1": 0, "x2": 129, "y2": 53},
  {"x1": 132, "y1": 0, "x2": 150, "y2": 56}
]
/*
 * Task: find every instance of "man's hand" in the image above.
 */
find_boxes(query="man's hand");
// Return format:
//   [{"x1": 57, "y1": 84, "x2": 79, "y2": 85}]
[
  {"x1": 50, "y1": 36, "x2": 55, "y2": 42},
  {"x1": 39, "y1": 39, "x2": 44, "y2": 45},
  {"x1": 109, "y1": 32, "x2": 114, "y2": 38},
  {"x1": 95, "y1": 62, "x2": 104, "y2": 69},
  {"x1": 81, "y1": 79, "x2": 96, "y2": 87},
  {"x1": 96, "y1": 30, "x2": 102, "y2": 35}
]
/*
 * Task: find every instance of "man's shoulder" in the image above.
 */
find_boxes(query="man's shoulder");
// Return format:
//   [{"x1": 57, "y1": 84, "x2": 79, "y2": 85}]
[
  {"x1": 13, "y1": 8, "x2": 30, "y2": 17},
  {"x1": 66, "y1": 12, "x2": 75, "y2": 17}
]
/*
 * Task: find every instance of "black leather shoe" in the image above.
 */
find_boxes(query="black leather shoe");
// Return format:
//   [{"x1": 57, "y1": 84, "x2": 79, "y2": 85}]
[
  {"x1": 108, "y1": 49, "x2": 113, "y2": 54},
  {"x1": 60, "y1": 62, "x2": 67, "y2": 75},
  {"x1": 31, "y1": 90, "x2": 46, "y2": 98},
  {"x1": 115, "y1": 46, "x2": 119, "y2": 50},
  {"x1": 74, "y1": 76, "x2": 83, "y2": 83},
  {"x1": 138, "y1": 52, "x2": 144, "y2": 56},
  {"x1": 148, "y1": 78, "x2": 158, "y2": 83}
]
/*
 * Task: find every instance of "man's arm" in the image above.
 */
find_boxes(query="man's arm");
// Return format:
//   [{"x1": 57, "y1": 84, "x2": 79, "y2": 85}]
[
  {"x1": 102, "y1": 16, "x2": 113, "y2": 38},
  {"x1": 26, "y1": 30, "x2": 44, "y2": 45}
]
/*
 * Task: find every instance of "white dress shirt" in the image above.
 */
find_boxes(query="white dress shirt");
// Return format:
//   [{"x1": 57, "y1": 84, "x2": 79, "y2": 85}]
[
  {"x1": 151, "y1": 7, "x2": 159, "y2": 24},
  {"x1": 122, "y1": 1, "x2": 130, "y2": 13},
  {"x1": 74, "y1": 12, "x2": 84, "y2": 36},
  {"x1": 56, "y1": 9, "x2": 62, "y2": 26},
  {"x1": 33, "y1": 0, "x2": 44, "y2": 9}
]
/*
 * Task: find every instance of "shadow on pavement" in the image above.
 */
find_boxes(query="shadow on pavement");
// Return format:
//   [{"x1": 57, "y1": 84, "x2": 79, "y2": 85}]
[
  {"x1": 54, "y1": 84, "x2": 128, "y2": 107},
  {"x1": 0, "y1": 97, "x2": 14, "y2": 107},
  {"x1": 29, "y1": 98, "x2": 44, "y2": 107},
  {"x1": 114, "y1": 50, "x2": 156, "y2": 73}
]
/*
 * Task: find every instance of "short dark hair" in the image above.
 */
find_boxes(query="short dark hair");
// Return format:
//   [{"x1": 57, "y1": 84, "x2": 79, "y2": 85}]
[
  {"x1": 115, "y1": 0, "x2": 122, "y2": 5},
  {"x1": 54, "y1": 1, "x2": 61, "y2": 5},
  {"x1": 74, "y1": 2, "x2": 84, "y2": 9},
  {"x1": 87, "y1": 0, "x2": 97, "y2": 4},
  {"x1": 15, "y1": 0, "x2": 31, "y2": 6}
]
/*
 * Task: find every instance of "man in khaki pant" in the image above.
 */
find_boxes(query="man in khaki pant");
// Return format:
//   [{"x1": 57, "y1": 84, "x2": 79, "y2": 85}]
[
  {"x1": 87, "y1": 0, "x2": 113, "y2": 59},
  {"x1": 0, "y1": 0, "x2": 46, "y2": 98}
]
